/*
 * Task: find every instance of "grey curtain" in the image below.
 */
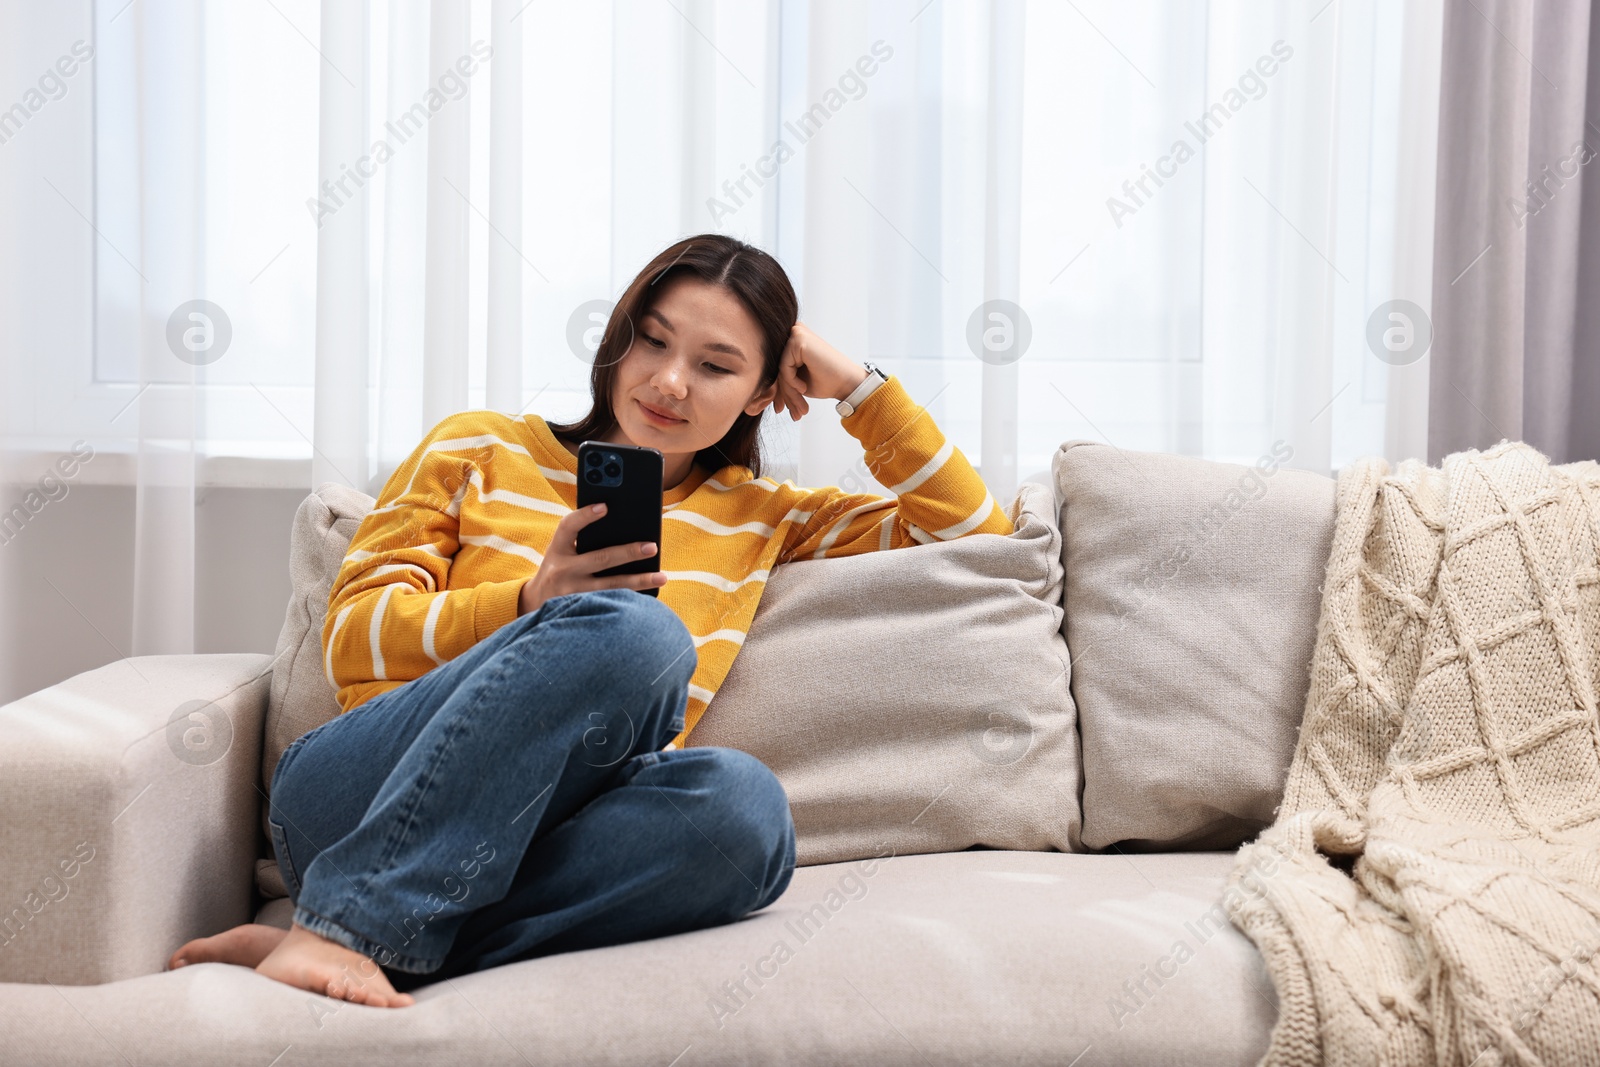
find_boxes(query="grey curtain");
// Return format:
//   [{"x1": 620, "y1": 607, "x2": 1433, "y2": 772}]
[{"x1": 1430, "y1": 0, "x2": 1600, "y2": 465}]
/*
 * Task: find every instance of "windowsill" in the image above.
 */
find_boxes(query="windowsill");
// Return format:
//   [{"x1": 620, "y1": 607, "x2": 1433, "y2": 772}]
[{"x1": 5, "y1": 441, "x2": 315, "y2": 490}]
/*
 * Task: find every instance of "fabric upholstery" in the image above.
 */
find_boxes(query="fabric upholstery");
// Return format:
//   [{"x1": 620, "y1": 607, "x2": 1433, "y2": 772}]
[
  {"x1": 262, "y1": 482, "x2": 374, "y2": 798},
  {"x1": 261, "y1": 479, "x2": 1080, "y2": 890},
  {"x1": 0, "y1": 654, "x2": 271, "y2": 984},
  {"x1": 1055, "y1": 439, "x2": 1337, "y2": 851},
  {"x1": 689, "y1": 480, "x2": 1082, "y2": 864},
  {"x1": 4, "y1": 850, "x2": 1271, "y2": 1065}
]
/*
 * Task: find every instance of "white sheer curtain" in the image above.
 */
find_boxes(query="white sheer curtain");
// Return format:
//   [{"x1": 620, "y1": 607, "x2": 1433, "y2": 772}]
[
  {"x1": 0, "y1": 0, "x2": 1443, "y2": 695},
  {"x1": 315, "y1": 0, "x2": 1443, "y2": 493}
]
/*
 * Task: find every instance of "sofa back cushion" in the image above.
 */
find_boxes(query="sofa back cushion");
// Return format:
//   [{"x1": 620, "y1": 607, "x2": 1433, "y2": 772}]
[
  {"x1": 262, "y1": 483, "x2": 374, "y2": 797},
  {"x1": 1054, "y1": 439, "x2": 1336, "y2": 851},
  {"x1": 260, "y1": 479, "x2": 1082, "y2": 877},
  {"x1": 688, "y1": 480, "x2": 1082, "y2": 865}
]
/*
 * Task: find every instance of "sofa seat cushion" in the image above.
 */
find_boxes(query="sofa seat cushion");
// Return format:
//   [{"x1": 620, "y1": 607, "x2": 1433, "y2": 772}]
[{"x1": 6, "y1": 850, "x2": 1274, "y2": 1065}]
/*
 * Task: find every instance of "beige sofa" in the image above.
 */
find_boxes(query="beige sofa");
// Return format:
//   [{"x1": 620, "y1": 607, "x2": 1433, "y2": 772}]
[{"x1": 0, "y1": 438, "x2": 1337, "y2": 1065}]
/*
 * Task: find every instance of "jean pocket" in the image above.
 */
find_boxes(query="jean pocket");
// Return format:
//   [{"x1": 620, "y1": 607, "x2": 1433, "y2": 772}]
[{"x1": 267, "y1": 818, "x2": 302, "y2": 902}]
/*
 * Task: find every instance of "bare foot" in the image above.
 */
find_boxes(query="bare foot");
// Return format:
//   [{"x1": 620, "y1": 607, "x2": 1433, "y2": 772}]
[
  {"x1": 169, "y1": 923, "x2": 290, "y2": 971},
  {"x1": 255, "y1": 922, "x2": 415, "y2": 1008}
]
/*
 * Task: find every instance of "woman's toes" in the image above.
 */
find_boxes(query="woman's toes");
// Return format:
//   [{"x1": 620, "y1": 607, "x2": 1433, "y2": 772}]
[
  {"x1": 167, "y1": 924, "x2": 290, "y2": 971},
  {"x1": 168, "y1": 939, "x2": 206, "y2": 970},
  {"x1": 255, "y1": 923, "x2": 415, "y2": 1007}
]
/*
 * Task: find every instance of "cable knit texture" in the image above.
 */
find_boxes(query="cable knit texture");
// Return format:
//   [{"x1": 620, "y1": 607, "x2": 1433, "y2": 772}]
[{"x1": 1227, "y1": 441, "x2": 1600, "y2": 1066}]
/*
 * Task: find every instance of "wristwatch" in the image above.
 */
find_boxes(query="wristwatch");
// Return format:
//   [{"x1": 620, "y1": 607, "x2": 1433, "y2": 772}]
[{"x1": 835, "y1": 362, "x2": 888, "y2": 418}]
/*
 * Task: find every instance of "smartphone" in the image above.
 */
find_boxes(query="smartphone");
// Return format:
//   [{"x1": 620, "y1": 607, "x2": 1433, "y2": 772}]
[{"x1": 575, "y1": 440, "x2": 664, "y2": 596}]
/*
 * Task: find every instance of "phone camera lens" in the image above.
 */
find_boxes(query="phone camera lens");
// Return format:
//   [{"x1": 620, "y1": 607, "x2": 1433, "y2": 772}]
[
  {"x1": 584, "y1": 469, "x2": 602, "y2": 484},
  {"x1": 585, "y1": 453, "x2": 602, "y2": 466},
  {"x1": 604, "y1": 462, "x2": 620, "y2": 478}
]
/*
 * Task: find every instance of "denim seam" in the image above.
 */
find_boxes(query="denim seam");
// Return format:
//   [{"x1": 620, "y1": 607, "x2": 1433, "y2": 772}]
[
  {"x1": 267, "y1": 818, "x2": 302, "y2": 901},
  {"x1": 533, "y1": 589, "x2": 690, "y2": 729},
  {"x1": 271, "y1": 732, "x2": 312, "y2": 791},
  {"x1": 628, "y1": 750, "x2": 665, "y2": 780},
  {"x1": 266, "y1": 734, "x2": 314, "y2": 893},
  {"x1": 334, "y1": 684, "x2": 475, "y2": 934},
  {"x1": 292, "y1": 902, "x2": 442, "y2": 975},
  {"x1": 313, "y1": 630, "x2": 525, "y2": 950}
]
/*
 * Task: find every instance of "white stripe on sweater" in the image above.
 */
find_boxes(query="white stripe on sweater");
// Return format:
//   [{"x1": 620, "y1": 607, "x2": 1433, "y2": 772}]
[
  {"x1": 369, "y1": 584, "x2": 399, "y2": 680},
  {"x1": 662, "y1": 473, "x2": 778, "y2": 510},
  {"x1": 693, "y1": 628, "x2": 747, "y2": 649},
  {"x1": 421, "y1": 594, "x2": 448, "y2": 666},
  {"x1": 325, "y1": 602, "x2": 356, "y2": 687},
  {"x1": 458, "y1": 533, "x2": 546, "y2": 566},
  {"x1": 445, "y1": 474, "x2": 470, "y2": 517},
  {"x1": 665, "y1": 509, "x2": 784, "y2": 538},
  {"x1": 930, "y1": 491, "x2": 997, "y2": 540},
  {"x1": 377, "y1": 434, "x2": 535, "y2": 506},
  {"x1": 345, "y1": 544, "x2": 445, "y2": 564},
  {"x1": 886, "y1": 440, "x2": 954, "y2": 495},
  {"x1": 366, "y1": 562, "x2": 436, "y2": 591},
  {"x1": 669, "y1": 568, "x2": 770, "y2": 593},
  {"x1": 428, "y1": 434, "x2": 532, "y2": 459},
  {"x1": 540, "y1": 465, "x2": 577, "y2": 486},
  {"x1": 468, "y1": 468, "x2": 569, "y2": 515},
  {"x1": 812, "y1": 499, "x2": 896, "y2": 559},
  {"x1": 710, "y1": 473, "x2": 777, "y2": 492}
]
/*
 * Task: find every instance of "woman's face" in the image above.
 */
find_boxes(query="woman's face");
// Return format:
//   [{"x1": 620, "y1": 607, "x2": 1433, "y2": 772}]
[{"x1": 605, "y1": 276, "x2": 777, "y2": 478}]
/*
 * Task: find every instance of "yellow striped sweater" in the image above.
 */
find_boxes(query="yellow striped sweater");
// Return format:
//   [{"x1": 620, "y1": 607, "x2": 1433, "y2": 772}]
[{"x1": 323, "y1": 373, "x2": 1015, "y2": 750}]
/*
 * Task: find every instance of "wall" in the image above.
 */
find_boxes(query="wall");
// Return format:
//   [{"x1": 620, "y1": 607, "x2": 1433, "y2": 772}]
[{"x1": 0, "y1": 486, "x2": 305, "y2": 706}]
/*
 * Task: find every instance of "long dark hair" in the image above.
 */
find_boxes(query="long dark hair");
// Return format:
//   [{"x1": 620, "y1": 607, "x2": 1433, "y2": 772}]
[{"x1": 546, "y1": 234, "x2": 798, "y2": 479}]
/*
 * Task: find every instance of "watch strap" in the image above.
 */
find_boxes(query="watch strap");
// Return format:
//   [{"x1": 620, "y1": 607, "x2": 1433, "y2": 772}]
[{"x1": 836, "y1": 363, "x2": 888, "y2": 418}]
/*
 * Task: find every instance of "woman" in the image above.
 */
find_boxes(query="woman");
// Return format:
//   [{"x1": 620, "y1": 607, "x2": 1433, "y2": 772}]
[{"x1": 166, "y1": 233, "x2": 1014, "y2": 1006}]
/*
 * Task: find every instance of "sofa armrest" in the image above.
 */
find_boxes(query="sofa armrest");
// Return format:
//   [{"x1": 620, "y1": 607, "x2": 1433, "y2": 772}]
[{"x1": 0, "y1": 653, "x2": 272, "y2": 984}]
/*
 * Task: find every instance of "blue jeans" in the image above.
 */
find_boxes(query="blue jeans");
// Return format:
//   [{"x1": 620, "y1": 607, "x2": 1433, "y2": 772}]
[{"x1": 266, "y1": 587, "x2": 797, "y2": 993}]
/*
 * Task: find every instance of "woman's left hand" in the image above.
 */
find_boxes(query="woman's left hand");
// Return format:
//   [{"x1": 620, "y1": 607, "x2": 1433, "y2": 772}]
[{"x1": 772, "y1": 322, "x2": 869, "y2": 422}]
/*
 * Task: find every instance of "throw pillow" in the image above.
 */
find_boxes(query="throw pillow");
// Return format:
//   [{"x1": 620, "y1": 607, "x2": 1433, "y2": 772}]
[
  {"x1": 688, "y1": 480, "x2": 1082, "y2": 865},
  {"x1": 1054, "y1": 438, "x2": 1335, "y2": 851}
]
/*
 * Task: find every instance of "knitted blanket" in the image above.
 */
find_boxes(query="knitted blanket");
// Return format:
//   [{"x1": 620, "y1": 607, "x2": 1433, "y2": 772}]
[{"x1": 1226, "y1": 442, "x2": 1600, "y2": 1066}]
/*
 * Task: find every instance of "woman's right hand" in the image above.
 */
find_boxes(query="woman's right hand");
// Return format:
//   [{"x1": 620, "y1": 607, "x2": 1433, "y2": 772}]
[{"x1": 517, "y1": 502, "x2": 667, "y2": 616}]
